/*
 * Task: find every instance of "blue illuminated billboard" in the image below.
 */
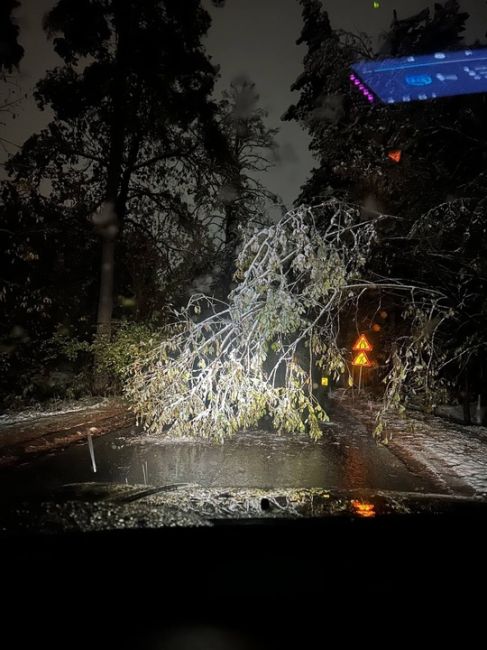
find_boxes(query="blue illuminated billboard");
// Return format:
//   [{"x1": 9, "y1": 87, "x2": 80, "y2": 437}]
[{"x1": 350, "y1": 49, "x2": 487, "y2": 104}]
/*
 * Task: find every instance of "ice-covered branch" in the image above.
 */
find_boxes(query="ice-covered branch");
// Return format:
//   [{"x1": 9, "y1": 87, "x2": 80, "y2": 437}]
[{"x1": 126, "y1": 200, "x2": 447, "y2": 441}]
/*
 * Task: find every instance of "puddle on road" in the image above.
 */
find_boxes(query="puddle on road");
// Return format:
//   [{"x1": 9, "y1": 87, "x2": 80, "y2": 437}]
[{"x1": 0, "y1": 417, "x2": 439, "y2": 496}]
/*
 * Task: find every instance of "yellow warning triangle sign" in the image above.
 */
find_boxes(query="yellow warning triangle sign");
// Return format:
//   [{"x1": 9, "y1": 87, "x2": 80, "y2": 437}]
[
  {"x1": 352, "y1": 334, "x2": 373, "y2": 352},
  {"x1": 352, "y1": 351, "x2": 372, "y2": 367}
]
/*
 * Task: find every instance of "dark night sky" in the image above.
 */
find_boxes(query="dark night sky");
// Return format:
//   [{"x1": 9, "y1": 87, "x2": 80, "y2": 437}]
[{"x1": 2, "y1": 0, "x2": 487, "y2": 207}]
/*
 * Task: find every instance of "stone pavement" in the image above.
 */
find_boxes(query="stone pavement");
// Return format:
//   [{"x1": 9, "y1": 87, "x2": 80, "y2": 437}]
[{"x1": 333, "y1": 390, "x2": 487, "y2": 496}]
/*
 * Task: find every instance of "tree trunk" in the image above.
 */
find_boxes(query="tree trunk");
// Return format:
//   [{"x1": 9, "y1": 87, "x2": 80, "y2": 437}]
[
  {"x1": 93, "y1": 5, "x2": 130, "y2": 391},
  {"x1": 462, "y1": 373, "x2": 471, "y2": 425},
  {"x1": 96, "y1": 236, "x2": 115, "y2": 339},
  {"x1": 220, "y1": 202, "x2": 240, "y2": 299},
  {"x1": 93, "y1": 229, "x2": 117, "y2": 393},
  {"x1": 480, "y1": 365, "x2": 487, "y2": 426}
]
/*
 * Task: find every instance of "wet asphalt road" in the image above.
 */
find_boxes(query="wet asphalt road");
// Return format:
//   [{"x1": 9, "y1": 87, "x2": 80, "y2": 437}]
[{"x1": 0, "y1": 402, "x2": 441, "y2": 497}]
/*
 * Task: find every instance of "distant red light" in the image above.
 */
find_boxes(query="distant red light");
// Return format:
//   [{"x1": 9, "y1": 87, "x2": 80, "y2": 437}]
[{"x1": 387, "y1": 150, "x2": 402, "y2": 163}]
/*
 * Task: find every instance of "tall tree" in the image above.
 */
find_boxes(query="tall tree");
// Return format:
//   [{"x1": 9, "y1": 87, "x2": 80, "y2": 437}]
[
  {"x1": 7, "y1": 0, "x2": 226, "y2": 350},
  {"x1": 284, "y1": 0, "x2": 472, "y2": 217},
  {"x1": 284, "y1": 1, "x2": 487, "y2": 414},
  {"x1": 220, "y1": 77, "x2": 279, "y2": 278},
  {"x1": 205, "y1": 77, "x2": 281, "y2": 297},
  {"x1": 404, "y1": 198, "x2": 487, "y2": 423},
  {"x1": 380, "y1": 1, "x2": 468, "y2": 56},
  {"x1": 0, "y1": 0, "x2": 24, "y2": 73},
  {"x1": 0, "y1": 0, "x2": 24, "y2": 139}
]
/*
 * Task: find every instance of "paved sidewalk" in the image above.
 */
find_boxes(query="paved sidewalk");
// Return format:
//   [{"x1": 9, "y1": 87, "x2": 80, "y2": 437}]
[{"x1": 333, "y1": 390, "x2": 487, "y2": 496}]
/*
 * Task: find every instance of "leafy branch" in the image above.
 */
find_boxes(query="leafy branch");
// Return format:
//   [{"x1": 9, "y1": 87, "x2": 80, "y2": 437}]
[{"x1": 126, "y1": 200, "x2": 448, "y2": 441}]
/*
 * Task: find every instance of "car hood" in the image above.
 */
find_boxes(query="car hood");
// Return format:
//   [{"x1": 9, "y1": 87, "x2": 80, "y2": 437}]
[{"x1": 0, "y1": 482, "x2": 486, "y2": 534}]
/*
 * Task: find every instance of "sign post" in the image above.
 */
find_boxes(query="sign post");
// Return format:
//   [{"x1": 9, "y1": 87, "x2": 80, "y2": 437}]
[{"x1": 351, "y1": 335, "x2": 373, "y2": 394}]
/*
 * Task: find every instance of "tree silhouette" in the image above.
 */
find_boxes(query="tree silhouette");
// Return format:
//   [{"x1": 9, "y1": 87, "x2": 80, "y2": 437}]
[
  {"x1": 283, "y1": 1, "x2": 487, "y2": 417},
  {"x1": 7, "y1": 0, "x2": 226, "y2": 359},
  {"x1": 0, "y1": 0, "x2": 24, "y2": 142},
  {"x1": 0, "y1": 0, "x2": 24, "y2": 73}
]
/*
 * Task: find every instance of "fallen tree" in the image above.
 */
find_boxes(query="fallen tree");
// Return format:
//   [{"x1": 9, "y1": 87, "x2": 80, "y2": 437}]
[{"x1": 125, "y1": 200, "x2": 449, "y2": 441}]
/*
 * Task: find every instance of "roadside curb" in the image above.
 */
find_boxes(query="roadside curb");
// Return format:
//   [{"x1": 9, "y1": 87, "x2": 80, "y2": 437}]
[{"x1": 0, "y1": 401, "x2": 135, "y2": 469}]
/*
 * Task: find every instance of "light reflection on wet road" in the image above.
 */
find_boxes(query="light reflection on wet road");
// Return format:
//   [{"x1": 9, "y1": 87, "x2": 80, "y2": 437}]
[{"x1": 0, "y1": 403, "x2": 441, "y2": 496}]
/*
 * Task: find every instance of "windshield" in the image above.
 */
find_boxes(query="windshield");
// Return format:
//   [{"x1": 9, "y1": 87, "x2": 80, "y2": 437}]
[{"x1": 1, "y1": 0, "x2": 487, "y2": 533}]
